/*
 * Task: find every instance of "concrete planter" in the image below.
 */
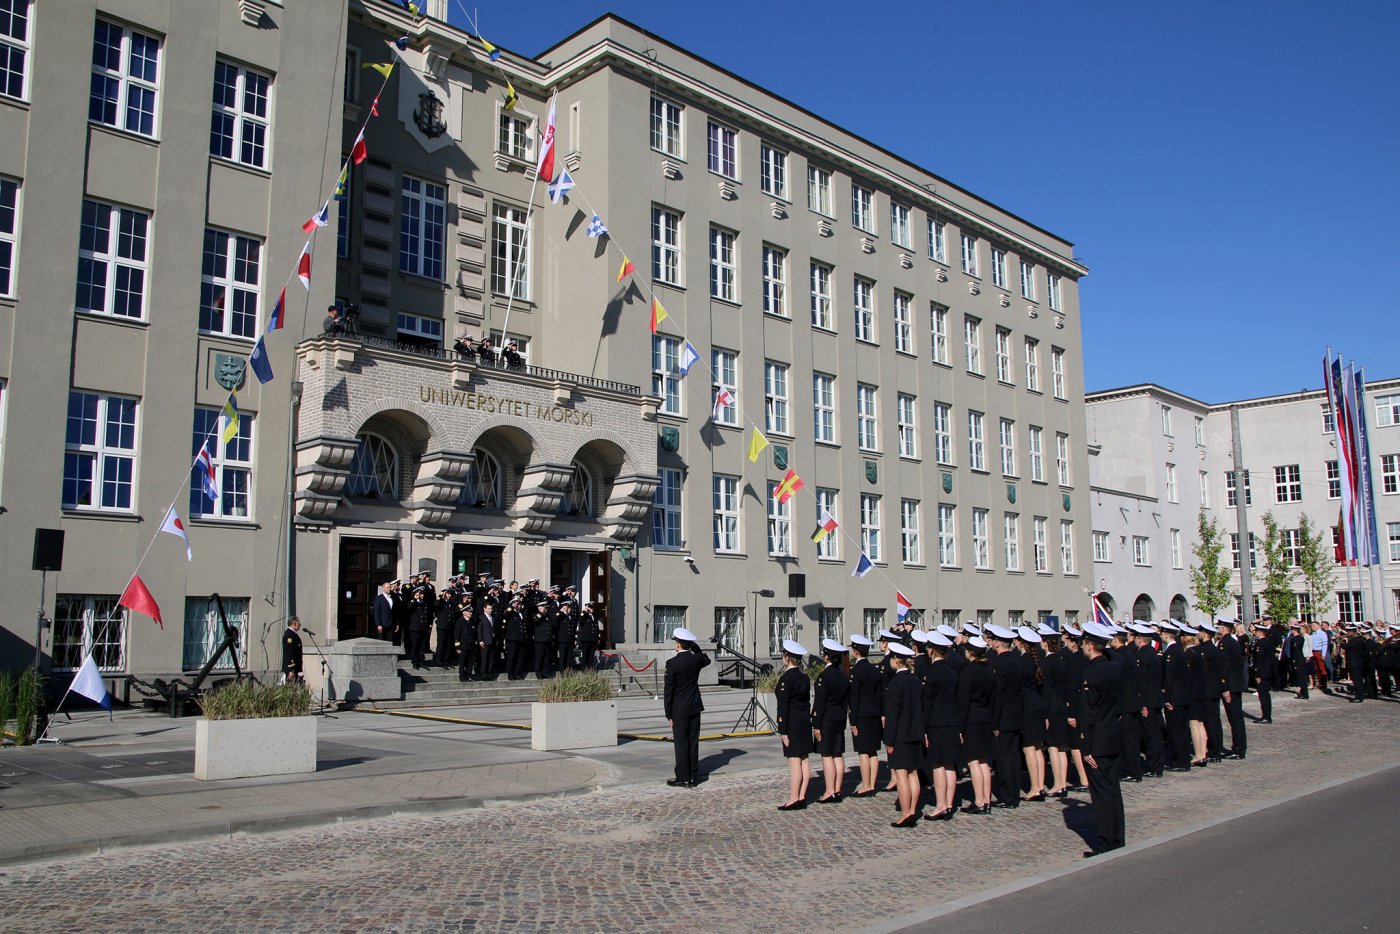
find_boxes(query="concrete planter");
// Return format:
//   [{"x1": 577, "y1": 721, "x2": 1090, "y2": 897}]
[
  {"x1": 530, "y1": 699, "x2": 617, "y2": 751},
  {"x1": 194, "y1": 716, "x2": 318, "y2": 781}
]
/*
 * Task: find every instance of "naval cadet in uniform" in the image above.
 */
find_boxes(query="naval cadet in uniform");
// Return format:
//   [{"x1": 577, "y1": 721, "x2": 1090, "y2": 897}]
[
  {"x1": 775, "y1": 639, "x2": 813, "y2": 810},
  {"x1": 664, "y1": 628, "x2": 710, "y2": 788},
  {"x1": 282, "y1": 617, "x2": 305, "y2": 683},
  {"x1": 1077, "y1": 622, "x2": 1124, "y2": 857}
]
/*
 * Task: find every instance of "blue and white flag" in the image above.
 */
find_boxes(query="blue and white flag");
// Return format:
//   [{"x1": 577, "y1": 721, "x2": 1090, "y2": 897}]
[
  {"x1": 68, "y1": 655, "x2": 113, "y2": 714},
  {"x1": 249, "y1": 336, "x2": 274, "y2": 384},
  {"x1": 548, "y1": 168, "x2": 575, "y2": 204},
  {"x1": 678, "y1": 340, "x2": 700, "y2": 376},
  {"x1": 586, "y1": 214, "x2": 608, "y2": 238},
  {"x1": 852, "y1": 552, "x2": 874, "y2": 578}
]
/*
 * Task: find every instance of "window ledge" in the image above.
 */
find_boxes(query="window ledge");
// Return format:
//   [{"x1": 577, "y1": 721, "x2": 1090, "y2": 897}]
[
  {"x1": 199, "y1": 331, "x2": 256, "y2": 345},
  {"x1": 714, "y1": 551, "x2": 748, "y2": 559},
  {"x1": 189, "y1": 517, "x2": 260, "y2": 529},
  {"x1": 209, "y1": 156, "x2": 272, "y2": 180},
  {"x1": 932, "y1": 360, "x2": 952, "y2": 370},
  {"x1": 709, "y1": 297, "x2": 742, "y2": 310},
  {"x1": 653, "y1": 281, "x2": 686, "y2": 292},
  {"x1": 62, "y1": 509, "x2": 141, "y2": 522},
  {"x1": 650, "y1": 148, "x2": 686, "y2": 163},
  {"x1": 89, "y1": 122, "x2": 160, "y2": 147},
  {"x1": 814, "y1": 439, "x2": 840, "y2": 449},
  {"x1": 762, "y1": 312, "x2": 791, "y2": 323},
  {"x1": 75, "y1": 311, "x2": 149, "y2": 330},
  {"x1": 997, "y1": 380, "x2": 1016, "y2": 388},
  {"x1": 895, "y1": 349, "x2": 917, "y2": 359}
]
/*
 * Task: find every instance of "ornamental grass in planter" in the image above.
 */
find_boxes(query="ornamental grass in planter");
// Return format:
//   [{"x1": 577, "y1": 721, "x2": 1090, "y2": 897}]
[
  {"x1": 531, "y1": 670, "x2": 616, "y2": 751},
  {"x1": 198, "y1": 679, "x2": 312, "y2": 719},
  {"x1": 195, "y1": 679, "x2": 316, "y2": 781},
  {"x1": 536, "y1": 669, "x2": 613, "y2": 703}
]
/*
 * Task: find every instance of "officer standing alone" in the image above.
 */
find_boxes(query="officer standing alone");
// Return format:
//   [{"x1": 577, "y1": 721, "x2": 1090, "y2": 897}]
[
  {"x1": 664, "y1": 628, "x2": 710, "y2": 788},
  {"x1": 282, "y1": 617, "x2": 305, "y2": 683},
  {"x1": 1077, "y1": 622, "x2": 1124, "y2": 857}
]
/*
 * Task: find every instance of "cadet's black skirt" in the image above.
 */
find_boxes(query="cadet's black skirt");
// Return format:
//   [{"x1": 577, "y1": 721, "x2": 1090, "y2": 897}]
[
  {"x1": 853, "y1": 716, "x2": 882, "y2": 755},
  {"x1": 961, "y1": 721, "x2": 994, "y2": 763},
  {"x1": 1021, "y1": 712, "x2": 1047, "y2": 747},
  {"x1": 783, "y1": 722, "x2": 813, "y2": 758},
  {"x1": 923, "y1": 726, "x2": 959, "y2": 770},
  {"x1": 1046, "y1": 713, "x2": 1071, "y2": 749},
  {"x1": 888, "y1": 740, "x2": 921, "y2": 771},
  {"x1": 1189, "y1": 698, "x2": 1216, "y2": 721},
  {"x1": 816, "y1": 717, "x2": 846, "y2": 756}
]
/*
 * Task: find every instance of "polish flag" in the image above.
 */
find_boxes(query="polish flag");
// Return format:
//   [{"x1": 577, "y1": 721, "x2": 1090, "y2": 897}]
[
  {"x1": 535, "y1": 94, "x2": 557, "y2": 184},
  {"x1": 297, "y1": 242, "x2": 312, "y2": 289}
]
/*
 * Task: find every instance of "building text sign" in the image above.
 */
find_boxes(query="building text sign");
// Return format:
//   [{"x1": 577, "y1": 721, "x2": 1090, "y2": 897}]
[{"x1": 419, "y1": 385, "x2": 594, "y2": 427}]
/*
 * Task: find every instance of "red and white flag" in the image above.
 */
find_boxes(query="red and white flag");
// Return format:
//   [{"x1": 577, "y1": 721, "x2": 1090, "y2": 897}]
[
  {"x1": 297, "y1": 241, "x2": 312, "y2": 289},
  {"x1": 535, "y1": 94, "x2": 557, "y2": 184},
  {"x1": 895, "y1": 590, "x2": 914, "y2": 622},
  {"x1": 712, "y1": 388, "x2": 734, "y2": 421},
  {"x1": 302, "y1": 200, "x2": 330, "y2": 233},
  {"x1": 160, "y1": 505, "x2": 193, "y2": 561}
]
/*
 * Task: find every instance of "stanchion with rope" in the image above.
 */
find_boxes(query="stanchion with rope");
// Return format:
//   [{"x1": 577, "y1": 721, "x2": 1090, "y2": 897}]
[{"x1": 601, "y1": 651, "x2": 658, "y2": 699}]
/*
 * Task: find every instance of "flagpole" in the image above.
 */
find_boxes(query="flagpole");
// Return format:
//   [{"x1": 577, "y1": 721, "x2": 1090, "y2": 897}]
[{"x1": 497, "y1": 92, "x2": 554, "y2": 352}]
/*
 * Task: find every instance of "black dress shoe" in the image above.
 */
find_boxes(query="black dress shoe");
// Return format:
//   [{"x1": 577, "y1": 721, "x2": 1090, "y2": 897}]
[
  {"x1": 816, "y1": 794, "x2": 843, "y2": 804},
  {"x1": 1023, "y1": 791, "x2": 1047, "y2": 802},
  {"x1": 991, "y1": 801, "x2": 1019, "y2": 810},
  {"x1": 1048, "y1": 788, "x2": 1069, "y2": 799},
  {"x1": 851, "y1": 789, "x2": 877, "y2": 798},
  {"x1": 1083, "y1": 849, "x2": 1104, "y2": 859},
  {"x1": 1191, "y1": 759, "x2": 1208, "y2": 768},
  {"x1": 667, "y1": 779, "x2": 686, "y2": 788},
  {"x1": 960, "y1": 803, "x2": 991, "y2": 815},
  {"x1": 1124, "y1": 775, "x2": 1142, "y2": 783},
  {"x1": 1223, "y1": 751, "x2": 1245, "y2": 760},
  {"x1": 935, "y1": 807, "x2": 955, "y2": 821},
  {"x1": 891, "y1": 814, "x2": 918, "y2": 828},
  {"x1": 1068, "y1": 783, "x2": 1088, "y2": 792}
]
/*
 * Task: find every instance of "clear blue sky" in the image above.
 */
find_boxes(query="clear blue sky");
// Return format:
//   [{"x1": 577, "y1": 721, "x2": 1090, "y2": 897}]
[{"x1": 445, "y1": 0, "x2": 1399, "y2": 402}]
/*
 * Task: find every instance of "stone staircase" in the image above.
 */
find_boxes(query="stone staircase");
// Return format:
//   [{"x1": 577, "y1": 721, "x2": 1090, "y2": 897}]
[{"x1": 365, "y1": 664, "x2": 731, "y2": 710}]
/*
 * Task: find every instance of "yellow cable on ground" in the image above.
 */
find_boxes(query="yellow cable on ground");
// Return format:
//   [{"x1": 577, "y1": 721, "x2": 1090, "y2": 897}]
[{"x1": 358, "y1": 708, "x2": 773, "y2": 741}]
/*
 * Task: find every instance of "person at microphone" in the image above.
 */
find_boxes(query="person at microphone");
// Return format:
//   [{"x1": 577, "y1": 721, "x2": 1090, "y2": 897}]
[{"x1": 282, "y1": 617, "x2": 305, "y2": 683}]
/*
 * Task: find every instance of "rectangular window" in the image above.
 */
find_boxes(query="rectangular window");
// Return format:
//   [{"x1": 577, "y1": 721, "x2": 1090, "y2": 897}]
[
  {"x1": 64, "y1": 392, "x2": 137, "y2": 512},
  {"x1": 938, "y1": 504, "x2": 957, "y2": 568},
  {"x1": 182, "y1": 596, "x2": 248, "y2": 671},
  {"x1": 1166, "y1": 463, "x2": 1178, "y2": 503},
  {"x1": 931, "y1": 303, "x2": 949, "y2": 365},
  {"x1": 1056, "y1": 432, "x2": 1071, "y2": 486},
  {"x1": 1028, "y1": 426, "x2": 1044, "y2": 482},
  {"x1": 960, "y1": 232, "x2": 978, "y2": 275},
  {"x1": 1282, "y1": 528, "x2": 1302, "y2": 568},
  {"x1": 497, "y1": 110, "x2": 533, "y2": 161},
  {"x1": 764, "y1": 360, "x2": 789, "y2": 435},
  {"x1": 863, "y1": 609, "x2": 885, "y2": 644},
  {"x1": 1047, "y1": 272, "x2": 1062, "y2": 311},
  {"x1": 1161, "y1": 405, "x2": 1173, "y2": 436},
  {"x1": 1327, "y1": 459, "x2": 1341, "y2": 499},
  {"x1": 851, "y1": 182, "x2": 875, "y2": 233},
  {"x1": 929, "y1": 219, "x2": 947, "y2": 262},
  {"x1": 968, "y1": 411, "x2": 986, "y2": 471},
  {"x1": 1229, "y1": 533, "x2": 1257, "y2": 570},
  {"x1": 1200, "y1": 470, "x2": 1210, "y2": 507},
  {"x1": 1033, "y1": 517, "x2": 1049, "y2": 572},
  {"x1": 706, "y1": 120, "x2": 737, "y2": 179},
  {"x1": 1226, "y1": 471, "x2": 1251, "y2": 506},
  {"x1": 809, "y1": 261, "x2": 833, "y2": 330},
  {"x1": 90, "y1": 19, "x2": 160, "y2": 137},
  {"x1": 995, "y1": 327, "x2": 1013, "y2": 383},
  {"x1": 807, "y1": 165, "x2": 832, "y2": 216},
  {"x1": 189, "y1": 406, "x2": 252, "y2": 519},
  {"x1": 860, "y1": 493, "x2": 881, "y2": 563},
  {"x1": 1060, "y1": 520, "x2": 1075, "y2": 575},
  {"x1": 709, "y1": 226, "x2": 736, "y2": 301},
  {"x1": 1382, "y1": 454, "x2": 1398, "y2": 495},
  {"x1": 1, "y1": 0, "x2": 31, "y2": 100},
  {"x1": 400, "y1": 177, "x2": 447, "y2": 280},
  {"x1": 1374, "y1": 393, "x2": 1400, "y2": 427},
  {"x1": 853, "y1": 276, "x2": 876, "y2": 342},
  {"x1": 901, "y1": 498, "x2": 921, "y2": 565},
  {"x1": 714, "y1": 607, "x2": 743, "y2": 657},
  {"x1": 819, "y1": 608, "x2": 843, "y2": 645},
  {"x1": 964, "y1": 315, "x2": 982, "y2": 373},
  {"x1": 1004, "y1": 513, "x2": 1020, "y2": 571},
  {"x1": 649, "y1": 96, "x2": 683, "y2": 157},
  {"x1": 210, "y1": 60, "x2": 270, "y2": 169},
  {"x1": 991, "y1": 247, "x2": 1007, "y2": 289},
  {"x1": 653, "y1": 606, "x2": 687, "y2": 646},
  {"x1": 1336, "y1": 591, "x2": 1364, "y2": 624},
  {"x1": 972, "y1": 507, "x2": 990, "y2": 570},
  {"x1": 711, "y1": 349, "x2": 738, "y2": 426},
  {"x1": 1024, "y1": 337, "x2": 1040, "y2": 391},
  {"x1": 762, "y1": 245, "x2": 788, "y2": 317},
  {"x1": 759, "y1": 143, "x2": 787, "y2": 199},
  {"x1": 0, "y1": 175, "x2": 18, "y2": 296},
  {"x1": 1132, "y1": 535, "x2": 1150, "y2": 566},
  {"x1": 652, "y1": 467, "x2": 682, "y2": 549},
  {"x1": 897, "y1": 393, "x2": 917, "y2": 458},
  {"x1": 1019, "y1": 259, "x2": 1035, "y2": 299},
  {"x1": 893, "y1": 291, "x2": 913, "y2": 354},
  {"x1": 1387, "y1": 522, "x2": 1400, "y2": 562},
  {"x1": 766, "y1": 481, "x2": 792, "y2": 557},
  {"x1": 1321, "y1": 405, "x2": 1335, "y2": 434},
  {"x1": 812, "y1": 372, "x2": 835, "y2": 444},
  {"x1": 337, "y1": 166, "x2": 352, "y2": 259},
  {"x1": 856, "y1": 383, "x2": 878, "y2": 452},
  {"x1": 652, "y1": 336, "x2": 682, "y2": 416},
  {"x1": 934, "y1": 402, "x2": 954, "y2": 465},
  {"x1": 75, "y1": 200, "x2": 149, "y2": 319},
  {"x1": 199, "y1": 228, "x2": 261, "y2": 338},
  {"x1": 815, "y1": 487, "x2": 839, "y2": 559},
  {"x1": 713, "y1": 474, "x2": 740, "y2": 553},
  {"x1": 890, "y1": 202, "x2": 911, "y2": 248},
  {"x1": 1051, "y1": 347, "x2": 1066, "y2": 399},
  {"x1": 1093, "y1": 530, "x2": 1109, "y2": 562},
  {"x1": 651, "y1": 207, "x2": 681, "y2": 285},
  {"x1": 1274, "y1": 464, "x2": 1303, "y2": 503},
  {"x1": 53, "y1": 595, "x2": 126, "y2": 672},
  {"x1": 1194, "y1": 415, "x2": 1205, "y2": 446},
  {"x1": 999, "y1": 418, "x2": 1017, "y2": 476}
]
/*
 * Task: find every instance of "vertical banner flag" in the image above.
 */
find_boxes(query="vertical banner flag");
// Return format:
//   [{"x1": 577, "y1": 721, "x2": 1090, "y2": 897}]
[
  {"x1": 678, "y1": 341, "x2": 700, "y2": 376},
  {"x1": 1092, "y1": 593, "x2": 1114, "y2": 628},
  {"x1": 616, "y1": 256, "x2": 634, "y2": 281},
  {"x1": 712, "y1": 388, "x2": 733, "y2": 421},
  {"x1": 895, "y1": 590, "x2": 913, "y2": 622},
  {"x1": 650, "y1": 298, "x2": 668, "y2": 333},
  {"x1": 249, "y1": 336, "x2": 274, "y2": 384},
  {"x1": 67, "y1": 655, "x2": 113, "y2": 714},
  {"x1": 160, "y1": 505, "x2": 193, "y2": 561},
  {"x1": 297, "y1": 242, "x2": 313, "y2": 289},
  {"x1": 536, "y1": 94, "x2": 557, "y2": 184},
  {"x1": 268, "y1": 287, "x2": 286, "y2": 331},
  {"x1": 1352, "y1": 366, "x2": 1381, "y2": 566},
  {"x1": 812, "y1": 510, "x2": 838, "y2": 543},
  {"x1": 547, "y1": 168, "x2": 575, "y2": 204},
  {"x1": 775, "y1": 469, "x2": 804, "y2": 504},
  {"x1": 195, "y1": 444, "x2": 219, "y2": 501},
  {"x1": 119, "y1": 574, "x2": 164, "y2": 629},
  {"x1": 221, "y1": 395, "x2": 240, "y2": 443},
  {"x1": 852, "y1": 553, "x2": 874, "y2": 578},
  {"x1": 747, "y1": 428, "x2": 769, "y2": 463},
  {"x1": 1326, "y1": 352, "x2": 1358, "y2": 562}
]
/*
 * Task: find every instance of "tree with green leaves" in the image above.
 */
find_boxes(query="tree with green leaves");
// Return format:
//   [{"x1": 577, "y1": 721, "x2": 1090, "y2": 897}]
[
  {"x1": 1257, "y1": 512, "x2": 1297, "y2": 623},
  {"x1": 1294, "y1": 513, "x2": 1336, "y2": 621},
  {"x1": 1190, "y1": 509, "x2": 1231, "y2": 617}
]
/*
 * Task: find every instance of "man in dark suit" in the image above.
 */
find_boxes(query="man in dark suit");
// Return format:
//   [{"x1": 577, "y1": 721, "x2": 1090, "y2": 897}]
[
  {"x1": 373, "y1": 581, "x2": 395, "y2": 641},
  {"x1": 1198, "y1": 620, "x2": 1227, "y2": 759},
  {"x1": 985, "y1": 625, "x2": 1027, "y2": 808},
  {"x1": 1249, "y1": 619, "x2": 1277, "y2": 722},
  {"x1": 1133, "y1": 623, "x2": 1166, "y2": 777},
  {"x1": 1218, "y1": 619, "x2": 1248, "y2": 758},
  {"x1": 477, "y1": 602, "x2": 498, "y2": 681},
  {"x1": 1078, "y1": 623, "x2": 1124, "y2": 856},
  {"x1": 1286, "y1": 622, "x2": 1310, "y2": 698},
  {"x1": 663, "y1": 627, "x2": 710, "y2": 788},
  {"x1": 282, "y1": 617, "x2": 305, "y2": 683}
]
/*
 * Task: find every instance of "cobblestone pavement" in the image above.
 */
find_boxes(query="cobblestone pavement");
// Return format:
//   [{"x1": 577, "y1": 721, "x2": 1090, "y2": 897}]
[{"x1": 2, "y1": 694, "x2": 1396, "y2": 933}]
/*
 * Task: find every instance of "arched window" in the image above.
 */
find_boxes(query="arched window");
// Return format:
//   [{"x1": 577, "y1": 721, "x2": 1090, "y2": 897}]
[
  {"x1": 460, "y1": 448, "x2": 502, "y2": 508},
  {"x1": 346, "y1": 432, "x2": 399, "y2": 499},
  {"x1": 560, "y1": 461, "x2": 594, "y2": 516}
]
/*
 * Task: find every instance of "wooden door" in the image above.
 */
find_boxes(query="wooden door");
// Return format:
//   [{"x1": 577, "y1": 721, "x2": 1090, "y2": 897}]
[{"x1": 338, "y1": 538, "x2": 398, "y2": 640}]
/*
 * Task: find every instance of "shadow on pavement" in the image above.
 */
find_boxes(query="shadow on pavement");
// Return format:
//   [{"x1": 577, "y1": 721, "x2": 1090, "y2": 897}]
[
  {"x1": 698, "y1": 746, "x2": 747, "y2": 777},
  {"x1": 1059, "y1": 797, "x2": 1096, "y2": 848}
]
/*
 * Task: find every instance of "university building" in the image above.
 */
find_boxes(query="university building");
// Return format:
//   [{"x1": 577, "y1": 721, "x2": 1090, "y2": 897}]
[
  {"x1": 1086, "y1": 379, "x2": 1400, "y2": 626},
  {"x1": 0, "y1": 0, "x2": 1093, "y2": 685}
]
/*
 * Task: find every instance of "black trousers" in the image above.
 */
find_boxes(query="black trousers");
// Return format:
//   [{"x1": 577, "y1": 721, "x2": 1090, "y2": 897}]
[
  {"x1": 457, "y1": 642, "x2": 472, "y2": 680},
  {"x1": 478, "y1": 644, "x2": 495, "y2": 680},
  {"x1": 673, "y1": 712, "x2": 701, "y2": 783},
  {"x1": 1347, "y1": 665, "x2": 1367, "y2": 700},
  {"x1": 1256, "y1": 682, "x2": 1272, "y2": 720},
  {"x1": 433, "y1": 629, "x2": 454, "y2": 667},
  {"x1": 993, "y1": 730, "x2": 1023, "y2": 806},
  {"x1": 1223, "y1": 692, "x2": 1246, "y2": 754},
  {"x1": 1141, "y1": 708, "x2": 1165, "y2": 773},
  {"x1": 577, "y1": 643, "x2": 597, "y2": 671},
  {"x1": 1203, "y1": 697, "x2": 1223, "y2": 757},
  {"x1": 556, "y1": 639, "x2": 575, "y2": 674},
  {"x1": 505, "y1": 640, "x2": 526, "y2": 680},
  {"x1": 406, "y1": 629, "x2": 429, "y2": 665},
  {"x1": 1164, "y1": 705, "x2": 1190, "y2": 768},
  {"x1": 1118, "y1": 712, "x2": 1143, "y2": 779},
  {"x1": 533, "y1": 642, "x2": 551, "y2": 678},
  {"x1": 1087, "y1": 752, "x2": 1125, "y2": 852}
]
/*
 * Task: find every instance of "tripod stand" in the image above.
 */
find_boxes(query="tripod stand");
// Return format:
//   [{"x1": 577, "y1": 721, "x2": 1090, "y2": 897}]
[{"x1": 300, "y1": 630, "x2": 338, "y2": 718}]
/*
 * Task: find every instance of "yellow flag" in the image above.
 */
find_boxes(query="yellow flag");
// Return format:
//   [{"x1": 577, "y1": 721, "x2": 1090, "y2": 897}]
[
  {"x1": 221, "y1": 395, "x2": 240, "y2": 444},
  {"x1": 747, "y1": 429, "x2": 769, "y2": 463},
  {"x1": 503, "y1": 79, "x2": 519, "y2": 112},
  {"x1": 363, "y1": 62, "x2": 395, "y2": 78}
]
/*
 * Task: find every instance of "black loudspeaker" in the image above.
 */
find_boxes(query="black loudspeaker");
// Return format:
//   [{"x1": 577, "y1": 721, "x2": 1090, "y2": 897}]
[
  {"x1": 33, "y1": 528, "x2": 65, "y2": 572},
  {"x1": 788, "y1": 573, "x2": 806, "y2": 600}
]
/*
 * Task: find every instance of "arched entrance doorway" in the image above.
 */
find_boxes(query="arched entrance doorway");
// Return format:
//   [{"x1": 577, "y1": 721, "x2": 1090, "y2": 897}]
[
  {"x1": 1169, "y1": 594, "x2": 1189, "y2": 621},
  {"x1": 1132, "y1": 593, "x2": 1155, "y2": 622}
]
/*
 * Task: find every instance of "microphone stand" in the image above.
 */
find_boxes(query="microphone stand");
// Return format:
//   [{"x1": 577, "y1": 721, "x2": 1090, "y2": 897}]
[{"x1": 300, "y1": 630, "x2": 338, "y2": 718}]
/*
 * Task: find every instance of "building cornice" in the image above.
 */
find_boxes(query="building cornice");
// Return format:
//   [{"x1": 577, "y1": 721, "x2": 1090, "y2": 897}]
[{"x1": 1085, "y1": 383, "x2": 1212, "y2": 411}]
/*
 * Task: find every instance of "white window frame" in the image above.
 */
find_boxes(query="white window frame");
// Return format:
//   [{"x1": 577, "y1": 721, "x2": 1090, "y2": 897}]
[
  {"x1": 813, "y1": 372, "x2": 836, "y2": 444},
  {"x1": 1033, "y1": 517, "x2": 1049, "y2": 573},
  {"x1": 1133, "y1": 535, "x2": 1150, "y2": 567},
  {"x1": 991, "y1": 247, "x2": 1007, "y2": 288},
  {"x1": 766, "y1": 481, "x2": 792, "y2": 557},
  {"x1": 1047, "y1": 272, "x2": 1062, "y2": 311},
  {"x1": 397, "y1": 312, "x2": 443, "y2": 348},
  {"x1": 807, "y1": 165, "x2": 832, "y2": 216},
  {"x1": 53, "y1": 594, "x2": 127, "y2": 673},
  {"x1": 1230, "y1": 533, "x2": 1256, "y2": 571},
  {"x1": 709, "y1": 226, "x2": 736, "y2": 302},
  {"x1": 1381, "y1": 454, "x2": 1398, "y2": 495},
  {"x1": 967, "y1": 410, "x2": 986, "y2": 471},
  {"x1": 488, "y1": 200, "x2": 528, "y2": 297},
  {"x1": 964, "y1": 315, "x2": 982, "y2": 374},
  {"x1": 1004, "y1": 513, "x2": 1021, "y2": 571},
  {"x1": 652, "y1": 335, "x2": 682, "y2": 416},
  {"x1": 768, "y1": 607, "x2": 796, "y2": 657},
  {"x1": 1028, "y1": 426, "x2": 1044, "y2": 482},
  {"x1": 1194, "y1": 415, "x2": 1205, "y2": 447},
  {"x1": 810, "y1": 261, "x2": 833, "y2": 330},
  {"x1": 764, "y1": 360, "x2": 790, "y2": 435},
  {"x1": 1060, "y1": 520, "x2": 1075, "y2": 575},
  {"x1": 210, "y1": 59, "x2": 271, "y2": 170},
  {"x1": 1056, "y1": 432, "x2": 1071, "y2": 486},
  {"x1": 199, "y1": 227, "x2": 262, "y2": 339},
  {"x1": 706, "y1": 120, "x2": 737, "y2": 179},
  {"x1": 759, "y1": 143, "x2": 788, "y2": 199},
  {"x1": 64, "y1": 391, "x2": 138, "y2": 513},
  {"x1": 901, "y1": 498, "x2": 921, "y2": 565},
  {"x1": 1019, "y1": 259, "x2": 1035, "y2": 299},
  {"x1": 90, "y1": 19, "x2": 161, "y2": 138},
  {"x1": 972, "y1": 507, "x2": 990, "y2": 570},
  {"x1": 183, "y1": 596, "x2": 250, "y2": 671},
  {"x1": 1201, "y1": 470, "x2": 1210, "y2": 507},
  {"x1": 1169, "y1": 529, "x2": 1182, "y2": 569},
  {"x1": 853, "y1": 276, "x2": 876, "y2": 343},
  {"x1": 76, "y1": 199, "x2": 150, "y2": 320},
  {"x1": 890, "y1": 202, "x2": 911, "y2": 248},
  {"x1": 651, "y1": 206, "x2": 682, "y2": 285},
  {"x1": 649, "y1": 95, "x2": 683, "y2": 157},
  {"x1": 711, "y1": 349, "x2": 738, "y2": 427},
  {"x1": 938, "y1": 504, "x2": 957, "y2": 568},
  {"x1": 0, "y1": 0, "x2": 31, "y2": 101},
  {"x1": 0, "y1": 175, "x2": 19, "y2": 298},
  {"x1": 1224, "y1": 470, "x2": 1249, "y2": 506},
  {"x1": 861, "y1": 493, "x2": 882, "y2": 563},
  {"x1": 713, "y1": 474, "x2": 741, "y2": 554},
  {"x1": 851, "y1": 182, "x2": 875, "y2": 233},
  {"x1": 893, "y1": 290, "x2": 913, "y2": 354},
  {"x1": 897, "y1": 393, "x2": 917, "y2": 459},
  {"x1": 960, "y1": 232, "x2": 978, "y2": 276},
  {"x1": 815, "y1": 487, "x2": 840, "y2": 560},
  {"x1": 1166, "y1": 463, "x2": 1178, "y2": 503},
  {"x1": 929, "y1": 218, "x2": 947, "y2": 262},
  {"x1": 999, "y1": 417, "x2": 1017, "y2": 476},
  {"x1": 934, "y1": 402, "x2": 954, "y2": 466},
  {"x1": 1375, "y1": 393, "x2": 1400, "y2": 427},
  {"x1": 1093, "y1": 530, "x2": 1110, "y2": 563},
  {"x1": 1051, "y1": 347, "x2": 1066, "y2": 399},
  {"x1": 1387, "y1": 521, "x2": 1400, "y2": 563},
  {"x1": 190, "y1": 405, "x2": 253, "y2": 520},
  {"x1": 401, "y1": 176, "x2": 447, "y2": 281},
  {"x1": 1024, "y1": 337, "x2": 1040, "y2": 391},
  {"x1": 1274, "y1": 463, "x2": 1303, "y2": 503},
  {"x1": 931, "y1": 303, "x2": 949, "y2": 365},
  {"x1": 497, "y1": 106, "x2": 536, "y2": 162},
  {"x1": 856, "y1": 383, "x2": 879, "y2": 452},
  {"x1": 1161, "y1": 404, "x2": 1174, "y2": 436},
  {"x1": 995, "y1": 327, "x2": 1013, "y2": 383},
  {"x1": 762, "y1": 244, "x2": 788, "y2": 317}
]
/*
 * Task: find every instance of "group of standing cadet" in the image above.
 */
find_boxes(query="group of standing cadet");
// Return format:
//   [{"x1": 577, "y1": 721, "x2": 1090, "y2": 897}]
[{"x1": 370, "y1": 573, "x2": 601, "y2": 681}]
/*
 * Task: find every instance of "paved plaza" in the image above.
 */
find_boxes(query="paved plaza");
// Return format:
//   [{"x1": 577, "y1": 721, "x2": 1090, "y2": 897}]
[{"x1": 0, "y1": 690, "x2": 1397, "y2": 932}]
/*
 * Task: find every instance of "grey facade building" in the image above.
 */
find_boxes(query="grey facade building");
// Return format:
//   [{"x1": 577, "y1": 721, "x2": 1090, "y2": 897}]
[
  {"x1": 1087, "y1": 379, "x2": 1400, "y2": 626},
  {"x1": 1, "y1": 0, "x2": 1093, "y2": 683}
]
